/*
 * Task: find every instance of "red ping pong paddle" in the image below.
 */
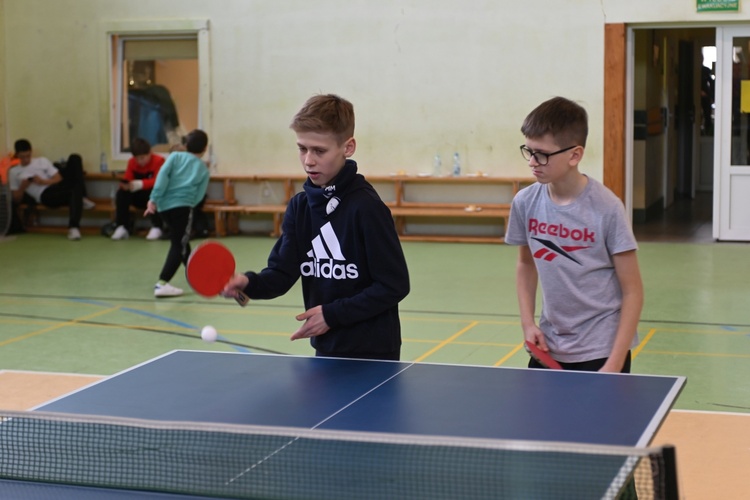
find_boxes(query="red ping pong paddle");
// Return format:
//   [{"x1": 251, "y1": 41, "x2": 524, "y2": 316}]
[
  {"x1": 524, "y1": 340, "x2": 563, "y2": 370},
  {"x1": 186, "y1": 241, "x2": 249, "y2": 307}
]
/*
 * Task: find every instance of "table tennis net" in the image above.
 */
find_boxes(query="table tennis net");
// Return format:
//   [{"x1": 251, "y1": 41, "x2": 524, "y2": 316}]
[{"x1": 0, "y1": 409, "x2": 678, "y2": 500}]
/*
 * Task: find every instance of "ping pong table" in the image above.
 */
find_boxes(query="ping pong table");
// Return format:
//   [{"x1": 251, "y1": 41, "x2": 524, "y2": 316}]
[{"x1": 0, "y1": 350, "x2": 686, "y2": 499}]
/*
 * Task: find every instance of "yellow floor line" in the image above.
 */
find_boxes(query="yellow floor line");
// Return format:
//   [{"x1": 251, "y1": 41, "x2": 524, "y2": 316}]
[
  {"x1": 632, "y1": 327, "x2": 657, "y2": 359},
  {"x1": 413, "y1": 321, "x2": 479, "y2": 363},
  {"x1": 0, "y1": 306, "x2": 121, "y2": 347},
  {"x1": 494, "y1": 342, "x2": 525, "y2": 367}
]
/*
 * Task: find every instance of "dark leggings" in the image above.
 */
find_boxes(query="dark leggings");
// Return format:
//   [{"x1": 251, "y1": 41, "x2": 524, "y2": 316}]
[
  {"x1": 157, "y1": 206, "x2": 193, "y2": 282},
  {"x1": 39, "y1": 154, "x2": 85, "y2": 228},
  {"x1": 115, "y1": 188, "x2": 161, "y2": 229},
  {"x1": 527, "y1": 351, "x2": 633, "y2": 373}
]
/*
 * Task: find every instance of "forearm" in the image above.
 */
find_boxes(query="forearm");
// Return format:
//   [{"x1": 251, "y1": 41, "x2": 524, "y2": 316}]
[
  {"x1": 242, "y1": 231, "x2": 301, "y2": 300},
  {"x1": 11, "y1": 178, "x2": 30, "y2": 202},
  {"x1": 605, "y1": 250, "x2": 644, "y2": 371},
  {"x1": 516, "y1": 258, "x2": 539, "y2": 329},
  {"x1": 606, "y1": 290, "x2": 643, "y2": 370},
  {"x1": 243, "y1": 268, "x2": 298, "y2": 300},
  {"x1": 45, "y1": 173, "x2": 62, "y2": 186}
]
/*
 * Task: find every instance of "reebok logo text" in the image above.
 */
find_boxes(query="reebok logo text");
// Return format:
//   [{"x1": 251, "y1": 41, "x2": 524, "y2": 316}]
[{"x1": 528, "y1": 218, "x2": 595, "y2": 243}]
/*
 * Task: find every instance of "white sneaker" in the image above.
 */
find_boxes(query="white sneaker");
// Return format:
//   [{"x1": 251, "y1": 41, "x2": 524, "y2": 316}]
[
  {"x1": 67, "y1": 228, "x2": 81, "y2": 240},
  {"x1": 146, "y1": 227, "x2": 163, "y2": 240},
  {"x1": 154, "y1": 283, "x2": 183, "y2": 297},
  {"x1": 111, "y1": 225, "x2": 129, "y2": 240},
  {"x1": 82, "y1": 198, "x2": 96, "y2": 210}
]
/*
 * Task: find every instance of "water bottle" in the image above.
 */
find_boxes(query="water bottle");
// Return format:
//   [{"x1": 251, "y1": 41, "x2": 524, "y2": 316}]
[
  {"x1": 452, "y1": 152, "x2": 461, "y2": 176},
  {"x1": 433, "y1": 153, "x2": 442, "y2": 176},
  {"x1": 100, "y1": 152, "x2": 108, "y2": 173}
]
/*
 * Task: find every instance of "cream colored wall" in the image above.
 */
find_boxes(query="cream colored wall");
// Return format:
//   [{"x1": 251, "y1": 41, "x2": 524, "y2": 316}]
[
  {"x1": 602, "y1": 0, "x2": 750, "y2": 24},
  {"x1": 2, "y1": 0, "x2": 749, "y2": 177}
]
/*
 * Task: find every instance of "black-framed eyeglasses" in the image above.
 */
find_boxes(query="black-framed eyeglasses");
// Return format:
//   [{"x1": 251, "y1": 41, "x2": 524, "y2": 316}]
[{"x1": 519, "y1": 145, "x2": 577, "y2": 166}]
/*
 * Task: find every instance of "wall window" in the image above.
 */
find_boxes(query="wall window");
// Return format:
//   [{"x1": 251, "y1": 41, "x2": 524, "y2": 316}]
[{"x1": 112, "y1": 35, "x2": 199, "y2": 155}]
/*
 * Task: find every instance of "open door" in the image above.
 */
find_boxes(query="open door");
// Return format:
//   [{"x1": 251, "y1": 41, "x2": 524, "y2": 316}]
[{"x1": 715, "y1": 26, "x2": 750, "y2": 241}]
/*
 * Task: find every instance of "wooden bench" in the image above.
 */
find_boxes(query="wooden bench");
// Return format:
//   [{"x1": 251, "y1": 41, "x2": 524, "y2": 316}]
[
  {"x1": 210, "y1": 174, "x2": 296, "y2": 237},
  {"x1": 18, "y1": 197, "x2": 115, "y2": 234},
  {"x1": 19, "y1": 171, "x2": 231, "y2": 235},
  {"x1": 20, "y1": 197, "x2": 228, "y2": 236},
  {"x1": 16, "y1": 171, "x2": 535, "y2": 242},
  {"x1": 387, "y1": 205, "x2": 511, "y2": 243},
  {"x1": 373, "y1": 174, "x2": 532, "y2": 243},
  {"x1": 210, "y1": 173, "x2": 534, "y2": 243}
]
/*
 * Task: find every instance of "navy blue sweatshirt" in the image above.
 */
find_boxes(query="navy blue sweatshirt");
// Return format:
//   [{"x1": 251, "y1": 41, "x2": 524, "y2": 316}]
[{"x1": 242, "y1": 161, "x2": 410, "y2": 356}]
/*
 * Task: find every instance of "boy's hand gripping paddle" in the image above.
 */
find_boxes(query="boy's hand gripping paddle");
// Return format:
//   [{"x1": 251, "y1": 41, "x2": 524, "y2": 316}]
[
  {"x1": 524, "y1": 340, "x2": 563, "y2": 370},
  {"x1": 186, "y1": 241, "x2": 249, "y2": 307}
]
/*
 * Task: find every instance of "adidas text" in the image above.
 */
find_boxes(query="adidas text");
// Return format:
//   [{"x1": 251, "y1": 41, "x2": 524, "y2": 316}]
[{"x1": 300, "y1": 260, "x2": 359, "y2": 279}]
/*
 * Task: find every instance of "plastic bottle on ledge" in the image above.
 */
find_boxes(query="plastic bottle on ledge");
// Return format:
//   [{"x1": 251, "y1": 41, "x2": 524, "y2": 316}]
[
  {"x1": 452, "y1": 152, "x2": 461, "y2": 176},
  {"x1": 100, "y1": 152, "x2": 108, "y2": 174},
  {"x1": 433, "y1": 153, "x2": 442, "y2": 177}
]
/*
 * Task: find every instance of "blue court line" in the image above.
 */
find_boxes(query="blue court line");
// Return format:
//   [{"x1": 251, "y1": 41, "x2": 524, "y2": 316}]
[{"x1": 67, "y1": 298, "x2": 249, "y2": 353}]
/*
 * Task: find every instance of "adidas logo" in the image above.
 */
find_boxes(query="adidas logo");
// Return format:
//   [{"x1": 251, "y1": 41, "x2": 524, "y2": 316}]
[{"x1": 300, "y1": 222, "x2": 359, "y2": 279}]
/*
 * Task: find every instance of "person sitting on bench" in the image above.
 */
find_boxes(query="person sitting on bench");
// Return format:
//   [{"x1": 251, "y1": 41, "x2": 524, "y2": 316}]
[
  {"x1": 8, "y1": 139, "x2": 95, "y2": 240},
  {"x1": 111, "y1": 137, "x2": 166, "y2": 241}
]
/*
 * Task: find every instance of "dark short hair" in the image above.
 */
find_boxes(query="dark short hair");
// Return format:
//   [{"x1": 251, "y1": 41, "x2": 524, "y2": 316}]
[
  {"x1": 290, "y1": 94, "x2": 355, "y2": 145},
  {"x1": 130, "y1": 138, "x2": 152, "y2": 157},
  {"x1": 521, "y1": 96, "x2": 588, "y2": 148},
  {"x1": 14, "y1": 139, "x2": 32, "y2": 154},
  {"x1": 184, "y1": 129, "x2": 208, "y2": 154}
]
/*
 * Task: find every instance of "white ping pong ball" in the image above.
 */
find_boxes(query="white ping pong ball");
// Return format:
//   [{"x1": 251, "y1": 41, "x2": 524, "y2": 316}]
[{"x1": 201, "y1": 325, "x2": 218, "y2": 342}]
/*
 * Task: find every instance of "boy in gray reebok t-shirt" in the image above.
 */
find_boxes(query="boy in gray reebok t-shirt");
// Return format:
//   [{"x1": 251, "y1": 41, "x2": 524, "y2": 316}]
[{"x1": 505, "y1": 96, "x2": 644, "y2": 373}]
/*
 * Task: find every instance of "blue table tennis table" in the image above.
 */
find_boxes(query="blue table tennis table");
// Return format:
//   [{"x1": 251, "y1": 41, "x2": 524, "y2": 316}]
[{"x1": 0, "y1": 350, "x2": 686, "y2": 499}]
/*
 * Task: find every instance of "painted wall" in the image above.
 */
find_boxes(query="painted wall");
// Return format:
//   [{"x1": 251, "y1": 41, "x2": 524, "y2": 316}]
[{"x1": 2, "y1": 0, "x2": 749, "y2": 178}]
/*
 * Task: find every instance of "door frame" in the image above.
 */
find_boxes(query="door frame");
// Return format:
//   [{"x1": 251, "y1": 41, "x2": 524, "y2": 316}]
[
  {"x1": 606, "y1": 22, "x2": 720, "y2": 233},
  {"x1": 714, "y1": 25, "x2": 750, "y2": 241}
]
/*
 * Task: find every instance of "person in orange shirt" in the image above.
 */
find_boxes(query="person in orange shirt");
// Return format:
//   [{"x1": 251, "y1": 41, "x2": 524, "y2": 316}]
[
  {"x1": 111, "y1": 138, "x2": 166, "y2": 240},
  {"x1": 1, "y1": 153, "x2": 20, "y2": 235},
  {"x1": 0, "y1": 153, "x2": 20, "y2": 184}
]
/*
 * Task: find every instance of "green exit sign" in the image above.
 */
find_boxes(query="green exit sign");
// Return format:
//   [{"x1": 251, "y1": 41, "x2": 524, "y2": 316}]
[{"x1": 698, "y1": 0, "x2": 740, "y2": 12}]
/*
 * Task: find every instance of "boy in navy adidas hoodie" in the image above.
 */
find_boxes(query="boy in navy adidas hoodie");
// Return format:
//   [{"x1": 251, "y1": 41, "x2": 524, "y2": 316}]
[{"x1": 223, "y1": 94, "x2": 410, "y2": 360}]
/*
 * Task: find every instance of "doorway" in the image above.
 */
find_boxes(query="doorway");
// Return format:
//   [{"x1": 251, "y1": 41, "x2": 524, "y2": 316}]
[{"x1": 629, "y1": 28, "x2": 715, "y2": 242}]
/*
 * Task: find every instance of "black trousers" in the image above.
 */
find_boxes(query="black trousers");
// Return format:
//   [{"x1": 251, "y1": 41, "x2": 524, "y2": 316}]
[
  {"x1": 114, "y1": 188, "x2": 162, "y2": 229},
  {"x1": 157, "y1": 206, "x2": 193, "y2": 282},
  {"x1": 39, "y1": 154, "x2": 85, "y2": 229},
  {"x1": 528, "y1": 350, "x2": 633, "y2": 373}
]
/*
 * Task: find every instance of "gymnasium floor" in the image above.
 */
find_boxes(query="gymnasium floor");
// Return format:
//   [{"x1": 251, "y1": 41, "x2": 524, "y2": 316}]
[{"x1": 1, "y1": 216, "x2": 748, "y2": 497}]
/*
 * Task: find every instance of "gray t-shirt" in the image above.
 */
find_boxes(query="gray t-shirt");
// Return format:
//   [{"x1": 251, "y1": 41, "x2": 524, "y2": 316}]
[{"x1": 505, "y1": 176, "x2": 639, "y2": 362}]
